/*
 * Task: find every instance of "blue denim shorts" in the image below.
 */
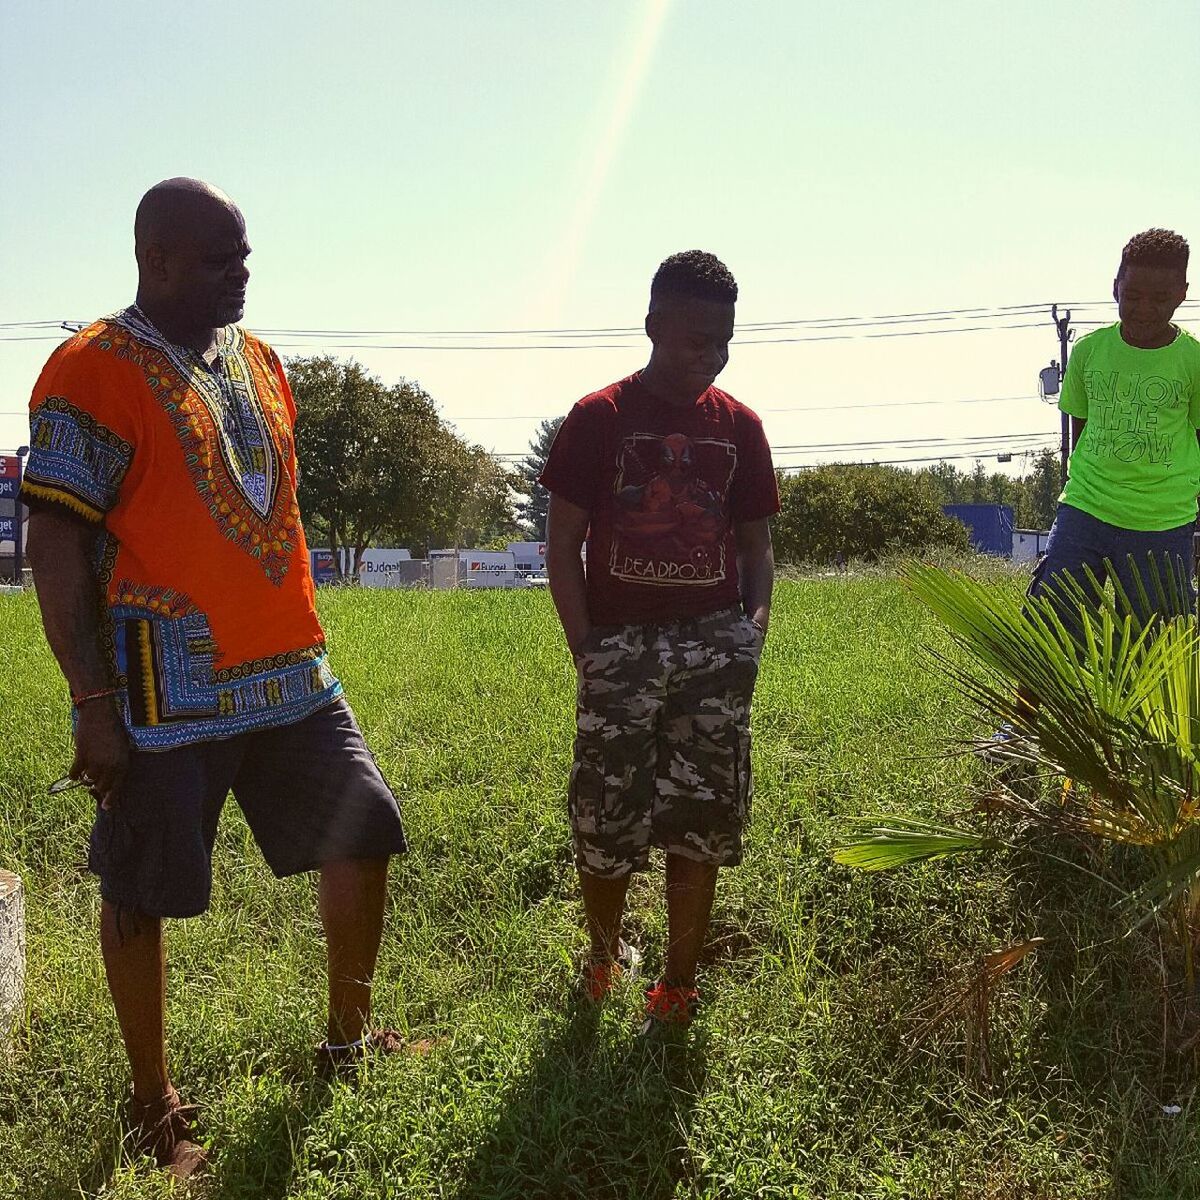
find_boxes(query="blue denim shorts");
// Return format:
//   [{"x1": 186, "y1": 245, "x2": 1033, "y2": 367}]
[
  {"x1": 89, "y1": 698, "x2": 408, "y2": 918},
  {"x1": 1030, "y1": 502, "x2": 1197, "y2": 630}
]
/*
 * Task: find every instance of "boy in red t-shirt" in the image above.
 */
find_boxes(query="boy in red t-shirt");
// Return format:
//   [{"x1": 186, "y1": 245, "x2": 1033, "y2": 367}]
[{"x1": 540, "y1": 250, "x2": 779, "y2": 1034}]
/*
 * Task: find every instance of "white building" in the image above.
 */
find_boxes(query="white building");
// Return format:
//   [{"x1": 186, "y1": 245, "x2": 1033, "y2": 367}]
[
  {"x1": 1013, "y1": 529, "x2": 1051, "y2": 564},
  {"x1": 507, "y1": 541, "x2": 546, "y2": 576}
]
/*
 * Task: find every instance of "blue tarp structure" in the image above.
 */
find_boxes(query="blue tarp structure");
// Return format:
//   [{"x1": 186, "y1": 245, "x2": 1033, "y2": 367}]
[{"x1": 942, "y1": 503, "x2": 1014, "y2": 557}]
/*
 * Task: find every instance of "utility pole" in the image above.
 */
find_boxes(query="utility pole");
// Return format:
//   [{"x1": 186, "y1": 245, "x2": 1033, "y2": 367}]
[{"x1": 1051, "y1": 304, "x2": 1075, "y2": 481}]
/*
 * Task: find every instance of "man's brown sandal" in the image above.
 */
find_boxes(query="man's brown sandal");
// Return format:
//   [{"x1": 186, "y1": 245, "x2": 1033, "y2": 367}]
[{"x1": 128, "y1": 1085, "x2": 207, "y2": 1181}]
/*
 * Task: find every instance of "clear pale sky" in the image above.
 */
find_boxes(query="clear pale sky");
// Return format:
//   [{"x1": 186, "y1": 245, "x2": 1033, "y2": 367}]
[{"x1": 2, "y1": 0, "x2": 1198, "y2": 478}]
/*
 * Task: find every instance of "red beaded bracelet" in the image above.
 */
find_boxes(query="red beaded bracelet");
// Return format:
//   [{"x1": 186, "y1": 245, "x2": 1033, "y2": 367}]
[{"x1": 71, "y1": 687, "x2": 120, "y2": 709}]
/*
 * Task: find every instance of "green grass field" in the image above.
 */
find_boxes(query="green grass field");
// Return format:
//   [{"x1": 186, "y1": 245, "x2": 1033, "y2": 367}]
[{"x1": 0, "y1": 575, "x2": 1197, "y2": 1199}]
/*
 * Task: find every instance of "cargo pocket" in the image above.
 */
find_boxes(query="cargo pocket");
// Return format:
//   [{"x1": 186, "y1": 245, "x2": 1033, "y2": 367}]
[
  {"x1": 568, "y1": 748, "x2": 607, "y2": 837},
  {"x1": 88, "y1": 799, "x2": 163, "y2": 914},
  {"x1": 732, "y1": 728, "x2": 754, "y2": 826}
]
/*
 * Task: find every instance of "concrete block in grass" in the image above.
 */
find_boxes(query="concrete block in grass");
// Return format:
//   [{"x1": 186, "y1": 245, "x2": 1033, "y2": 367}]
[{"x1": 0, "y1": 870, "x2": 23, "y2": 1049}]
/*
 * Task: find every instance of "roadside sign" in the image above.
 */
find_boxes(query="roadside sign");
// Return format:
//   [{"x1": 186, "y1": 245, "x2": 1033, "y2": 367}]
[
  {"x1": 0, "y1": 453, "x2": 24, "y2": 580},
  {"x1": 0, "y1": 457, "x2": 18, "y2": 501},
  {"x1": 311, "y1": 550, "x2": 339, "y2": 585}
]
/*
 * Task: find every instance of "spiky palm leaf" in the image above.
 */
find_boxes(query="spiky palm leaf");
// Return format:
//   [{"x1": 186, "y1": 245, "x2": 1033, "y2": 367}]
[
  {"x1": 834, "y1": 561, "x2": 1200, "y2": 969},
  {"x1": 831, "y1": 816, "x2": 1001, "y2": 871},
  {"x1": 906, "y1": 561, "x2": 1200, "y2": 845}
]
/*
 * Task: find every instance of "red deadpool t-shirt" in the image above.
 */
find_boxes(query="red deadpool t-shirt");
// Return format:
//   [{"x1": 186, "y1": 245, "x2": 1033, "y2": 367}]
[{"x1": 539, "y1": 373, "x2": 780, "y2": 625}]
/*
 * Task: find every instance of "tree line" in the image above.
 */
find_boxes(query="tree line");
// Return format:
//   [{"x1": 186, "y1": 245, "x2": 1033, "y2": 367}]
[
  {"x1": 288, "y1": 356, "x2": 1061, "y2": 573},
  {"x1": 771, "y1": 452, "x2": 1062, "y2": 564}
]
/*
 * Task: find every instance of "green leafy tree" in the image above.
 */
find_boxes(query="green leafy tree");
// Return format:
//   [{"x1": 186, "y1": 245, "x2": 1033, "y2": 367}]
[
  {"x1": 918, "y1": 453, "x2": 1060, "y2": 531},
  {"x1": 773, "y1": 464, "x2": 969, "y2": 564},
  {"x1": 288, "y1": 356, "x2": 516, "y2": 576},
  {"x1": 921, "y1": 460, "x2": 969, "y2": 505},
  {"x1": 443, "y1": 444, "x2": 521, "y2": 548},
  {"x1": 920, "y1": 460, "x2": 1016, "y2": 509},
  {"x1": 986, "y1": 470, "x2": 1018, "y2": 510},
  {"x1": 516, "y1": 416, "x2": 565, "y2": 539}
]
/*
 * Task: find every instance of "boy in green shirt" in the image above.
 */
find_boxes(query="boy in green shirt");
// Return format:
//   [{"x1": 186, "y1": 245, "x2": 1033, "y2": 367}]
[{"x1": 1034, "y1": 228, "x2": 1199, "y2": 625}]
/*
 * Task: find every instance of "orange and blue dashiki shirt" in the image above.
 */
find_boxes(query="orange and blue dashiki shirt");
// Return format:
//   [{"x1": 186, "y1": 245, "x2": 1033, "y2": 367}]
[{"x1": 20, "y1": 306, "x2": 340, "y2": 750}]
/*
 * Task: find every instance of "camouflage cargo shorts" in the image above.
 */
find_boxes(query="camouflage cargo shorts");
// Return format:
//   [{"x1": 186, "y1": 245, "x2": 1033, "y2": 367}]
[{"x1": 570, "y1": 605, "x2": 764, "y2": 878}]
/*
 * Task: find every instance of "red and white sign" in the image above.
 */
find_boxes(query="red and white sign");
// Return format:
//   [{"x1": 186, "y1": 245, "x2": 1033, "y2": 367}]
[{"x1": 0, "y1": 456, "x2": 18, "y2": 502}]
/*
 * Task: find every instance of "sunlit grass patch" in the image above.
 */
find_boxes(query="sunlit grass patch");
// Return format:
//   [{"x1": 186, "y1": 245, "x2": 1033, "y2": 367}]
[{"x1": 0, "y1": 574, "x2": 1197, "y2": 1198}]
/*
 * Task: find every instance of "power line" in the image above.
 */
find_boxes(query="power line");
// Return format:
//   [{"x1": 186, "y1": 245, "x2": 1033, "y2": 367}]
[
  {"x1": 0, "y1": 441, "x2": 1060, "y2": 470},
  {"x1": 0, "y1": 308, "x2": 1059, "y2": 335},
  {"x1": 3, "y1": 298, "x2": 1196, "y2": 337},
  {"x1": 253, "y1": 318, "x2": 1102, "y2": 350},
  {"x1": 0, "y1": 392, "x2": 1047, "y2": 420},
  {"x1": 777, "y1": 444, "x2": 1058, "y2": 471},
  {"x1": 768, "y1": 430, "x2": 1055, "y2": 452},
  {"x1": 221, "y1": 318, "x2": 1063, "y2": 351},
  {"x1": 772, "y1": 442, "x2": 1052, "y2": 463},
  {"x1": 484, "y1": 430, "x2": 1055, "y2": 460},
  {"x1": 445, "y1": 392, "x2": 1042, "y2": 421},
  {"x1": 0, "y1": 320, "x2": 1054, "y2": 347},
  {"x1": 6, "y1": 315, "x2": 1197, "y2": 352}
]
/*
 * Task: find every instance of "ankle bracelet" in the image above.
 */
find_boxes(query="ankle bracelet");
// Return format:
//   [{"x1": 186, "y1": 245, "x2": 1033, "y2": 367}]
[{"x1": 323, "y1": 1035, "x2": 367, "y2": 1052}]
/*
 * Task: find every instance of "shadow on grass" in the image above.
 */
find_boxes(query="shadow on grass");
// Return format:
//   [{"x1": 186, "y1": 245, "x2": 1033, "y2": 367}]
[
  {"x1": 205, "y1": 1070, "x2": 338, "y2": 1200},
  {"x1": 41, "y1": 1070, "x2": 337, "y2": 1200},
  {"x1": 455, "y1": 1000, "x2": 708, "y2": 1200},
  {"x1": 994, "y1": 837, "x2": 1200, "y2": 1196}
]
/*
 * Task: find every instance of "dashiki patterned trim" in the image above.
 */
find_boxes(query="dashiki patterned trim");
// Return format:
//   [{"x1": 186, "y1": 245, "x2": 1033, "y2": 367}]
[
  {"x1": 113, "y1": 579, "x2": 200, "y2": 620},
  {"x1": 85, "y1": 309, "x2": 302, "y2": 585},
  {"x1": 214, "y1": 643, "x2": 326, "y2": 683},
  {"x1": 108, "y1": 595, "x2": 341, "y2": 751},
  {"x1": 22, "y1": 396, "x2": 134, "y2": 522},
  {"x1": 95, "y1": 532, "x2": 124, "y2": 691}
]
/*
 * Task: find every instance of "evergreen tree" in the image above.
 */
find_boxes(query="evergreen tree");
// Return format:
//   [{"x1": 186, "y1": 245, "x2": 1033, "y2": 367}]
[
  {"x1": 1025, "y1": 447, "x2": 1063, "y2": 529},
  {"x1": 516, "y1": 415, "x2": 565, "y2": 539},
  {"x1": 968, "y1": 460, "x2": 989, "y2": 502}
]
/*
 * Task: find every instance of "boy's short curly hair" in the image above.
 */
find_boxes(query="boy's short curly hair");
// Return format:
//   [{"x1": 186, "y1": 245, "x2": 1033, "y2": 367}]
[
  {"x1": 1119, "y1": 229, "x2": 1189, "y2": 278},
  {"x1": 650, "y1": 250, "x2": 738, "y2": 307}
]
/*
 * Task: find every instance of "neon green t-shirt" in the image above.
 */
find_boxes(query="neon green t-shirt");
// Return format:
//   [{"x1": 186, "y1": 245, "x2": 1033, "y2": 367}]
[{"x1": 1059, "y1": 323, "x2": 1200, "y2": 530}]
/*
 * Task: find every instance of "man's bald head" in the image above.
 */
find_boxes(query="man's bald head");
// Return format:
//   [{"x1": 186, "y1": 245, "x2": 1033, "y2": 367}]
[
  {"x1": 133, "y1": 178, "x2": 251, "y2": 341},
  {"x1": 135, "y1": 178, "x2": 241, "y2": 257}
]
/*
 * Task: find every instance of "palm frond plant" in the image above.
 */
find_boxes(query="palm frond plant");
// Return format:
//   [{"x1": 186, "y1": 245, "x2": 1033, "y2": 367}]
[{"x1": 833, "y1": 558, "x2": 1200, "y2": 993}]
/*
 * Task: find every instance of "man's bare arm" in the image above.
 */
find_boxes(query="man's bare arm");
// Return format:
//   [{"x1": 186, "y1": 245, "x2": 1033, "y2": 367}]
[
  {"x1": 26, "y1": 509, "x2": 129, "y2": 806},
  {"x1": 546, "y1": 492, "x2": 592, "y2": 656},
  {"x1": 735, "y1": 517, "x2": 774, "y2": 635}
]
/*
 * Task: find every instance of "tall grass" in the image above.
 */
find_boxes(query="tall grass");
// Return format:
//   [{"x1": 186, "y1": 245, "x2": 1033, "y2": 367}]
[{"x1": 0, "y1": 578, "x2": 1195, "y2": 1197}]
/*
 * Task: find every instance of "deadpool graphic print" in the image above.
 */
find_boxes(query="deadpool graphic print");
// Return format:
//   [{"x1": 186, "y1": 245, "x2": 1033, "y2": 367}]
[
  {"x1": 537, "y1": 374, "x2": 780, "y2": 624},
  {"x1": 611, "y1": 432, "x2": 737, "y2": 587}
]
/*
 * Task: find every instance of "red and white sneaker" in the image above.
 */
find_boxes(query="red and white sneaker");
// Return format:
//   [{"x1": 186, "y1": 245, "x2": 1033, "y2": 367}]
[
  {"x1": 577, "y1": 938, "x2": 642, "y2": 1002},
  {"x1": 639, "y1": 979, "x2": 699, "y2": 1037}
]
